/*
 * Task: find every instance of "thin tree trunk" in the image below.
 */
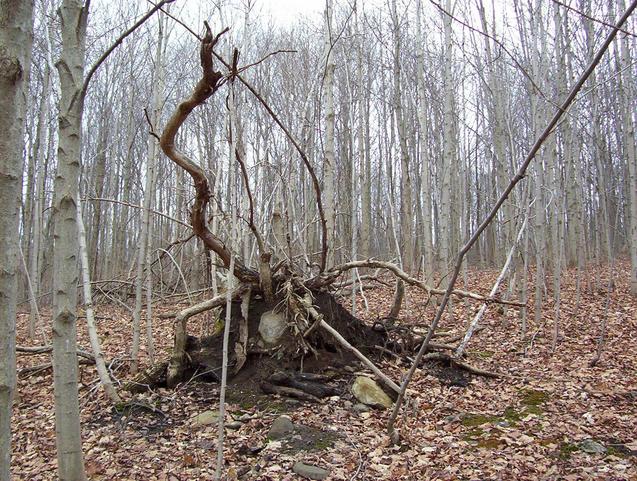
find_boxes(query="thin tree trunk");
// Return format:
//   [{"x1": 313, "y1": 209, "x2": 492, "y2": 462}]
[
  {"x1": 77, "y1": 202, "x2": 121, "y2": 404},
  {"x1": 323, "y1": 0, "x2": 336, "y2": 267},
  {"x1": 52, "y1": 1, "x2": 89, "y2": 478},
  {"x1": 131, "y1": 19, "x2": 164, "y2": 374}
]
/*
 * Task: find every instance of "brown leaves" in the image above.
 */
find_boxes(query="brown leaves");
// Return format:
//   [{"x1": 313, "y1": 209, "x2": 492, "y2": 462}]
[{"x1": 10, "y1": 262, "x2": 637, "y2": 480}]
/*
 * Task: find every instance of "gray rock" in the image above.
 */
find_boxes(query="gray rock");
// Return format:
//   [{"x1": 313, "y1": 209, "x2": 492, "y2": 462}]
[
  {"x1": 268, "y1": 415, "x2": 295, "y2": 440},
  {"x1": 226, "y1": 421, "x2": 243, "y2": 430},
  {"x1": 259, "y1": 310, "x2": 287, "y2": 344},
  {"x1": 351, "y1": 376, "x2": 393, "y2": 409},
  {"x1": 443, "y1": 414, "x2": 462, "y2": 423},
  {"x1": 579, "y1": 439, "x2": 606, "y2": 454},
  {"x1": 292, "y1": 462, "x2": 329, "y2": 480},
  {"x1": 191, "y1": 410, "x2": 219, "y2": 426},
  {"x1": 353, "y1": 403, "x2": 371, "y2": 413}
]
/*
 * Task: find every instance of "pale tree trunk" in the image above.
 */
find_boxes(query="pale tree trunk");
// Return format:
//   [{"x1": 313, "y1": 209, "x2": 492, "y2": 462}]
[
  {"x1": 323, "y1": 0, "x2": 336, "y2": 267},
  {"x1": 619, "y1": 18, "x2": 637, "y2": 294},
  {"x1": 477, "y1": 0, "x2": 513, "y2": 263},
  {"x1": 28, "y1": 25, "x2": 53, "y2": 337},
  {"x1": 52, "y1": 1, "x2": 89, "y2": 478},
  {"x1": 77, "y1": 202, "x2": 121, "y2": 404},
  {"x1": 416, "y1": 0, "x2": 433, "y2": 280},
  {"x1": 0, "y1": 1, "x2": 33, "y2": 478},
  {"x1": 131, "y1": 18, "x2": 165, "y2": 374},
  {"x1": 216, "y1": 60, "x2": 242, "y2": 480},
  {"x1": 391, "y1": 0, "x2": 414, "y2": 272},
  {"x1": 440, "y1": 0, "x2": 454, "y2": 275},
  {"x1": 357, "y1": 7, "x2": 372, "y2": 260}
]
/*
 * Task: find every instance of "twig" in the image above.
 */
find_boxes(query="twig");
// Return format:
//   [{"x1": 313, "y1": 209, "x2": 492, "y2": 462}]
[{"x1": 78, "y1": 0, "x2": 176, "y2": 107}]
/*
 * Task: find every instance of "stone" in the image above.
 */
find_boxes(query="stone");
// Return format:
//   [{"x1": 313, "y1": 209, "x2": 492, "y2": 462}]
[
  {"x1": 226, "y1": 421, "x2": 243, "y2": 430},
  {"x1": 267, "y1": 415, "x2": 295, "y2": 440},
  {"x1": 579, "y1": 439, "x2": 606, "y2": 454},
  {"x1": 351, "y1": 376, "x2": 393, "y2": 409},
  {"x1": 191, "y1": 410, "x2": 220, "y2": 426},
  {"x1": 292, "y1": 462, "x2": 329, "y2": 480},
  {"x1": 353, "y1": 403, "x2": 371, "y2": 413},
  {"x1": 259, "y1": 310, "x2": 287, "y2": 344}
]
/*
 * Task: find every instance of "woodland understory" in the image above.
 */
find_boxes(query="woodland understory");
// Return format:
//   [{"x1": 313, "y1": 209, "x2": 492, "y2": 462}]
[
  {"x1": 11, "y1": 262, "x2": 637, "y2": 480},
  {"x1": 3, "y1": 0, "x2": 637, "y2": 480}
]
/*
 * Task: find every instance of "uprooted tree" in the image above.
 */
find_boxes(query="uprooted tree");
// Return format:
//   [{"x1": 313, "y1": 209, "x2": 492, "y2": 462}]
[{"x1": 150, "y1": 23, "x2": 520, "y2": 398}]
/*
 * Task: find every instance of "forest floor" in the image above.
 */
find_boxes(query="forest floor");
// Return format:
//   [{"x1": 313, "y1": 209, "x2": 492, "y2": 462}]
[{"x1": 10, "y1": 261, "x2": 637, "y2": 480}]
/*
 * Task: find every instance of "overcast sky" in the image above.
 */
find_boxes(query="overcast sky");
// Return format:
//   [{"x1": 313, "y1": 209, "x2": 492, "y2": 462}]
[{"x1": 255, "y1": 0, "x2": 325, "y2": 25}]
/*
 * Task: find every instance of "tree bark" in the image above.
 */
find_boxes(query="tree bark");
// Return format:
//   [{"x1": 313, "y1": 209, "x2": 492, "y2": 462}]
[
  {"x1": 0, "y1": 1, "x2": 33, "y2": 478},
  {"x1": 52, "y1": 1, "x2": 89, "y2": 478}
]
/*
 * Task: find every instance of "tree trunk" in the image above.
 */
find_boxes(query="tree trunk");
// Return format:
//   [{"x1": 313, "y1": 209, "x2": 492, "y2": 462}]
[
  {"x1": 131, "y1": 17, "x2": 165, "y2": 374},
  {"x1": 0, "y1": 1, "x2": 33, "y2": 478},
  {"x1": 52, "y1": 1, "x2": 89, "y2": 478}
]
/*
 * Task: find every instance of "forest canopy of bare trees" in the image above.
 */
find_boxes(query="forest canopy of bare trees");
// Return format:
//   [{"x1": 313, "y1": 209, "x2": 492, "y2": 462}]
[{"x1": 2, "y1": 0, "x2": 637, "y2": 479}]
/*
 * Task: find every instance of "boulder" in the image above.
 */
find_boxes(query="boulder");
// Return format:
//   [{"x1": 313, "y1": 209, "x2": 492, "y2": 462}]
[
  {"x1": 292, "y1": 462, "x2": 329, "y2": 480},
  {"x1": 351, "y1": 376, "x2": 393, "y2": 409},
  {"x1": 353, "y1": 403, "x2": 371, "y2": 413},
  {"x1": 268, "y1": 415, "x2": 295, "y2": 440},
  {"x1": 579, "y1": 439, "x2": 606, "y2": 454},
  {"x1": 190, "y1": 410, "x2": 219, "y2": 427},
  {"x1": 259, "y1": 310, "x2": 287, "y2": 344}
]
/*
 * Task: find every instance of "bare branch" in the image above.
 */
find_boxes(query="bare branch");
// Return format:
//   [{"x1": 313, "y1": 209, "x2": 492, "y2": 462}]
[
  {"x1": 159, "y1": 24, "x2": 258, "y2": 284},
  {"x1": 311, "y1": 260, "x2": 525, "y2": 307}
]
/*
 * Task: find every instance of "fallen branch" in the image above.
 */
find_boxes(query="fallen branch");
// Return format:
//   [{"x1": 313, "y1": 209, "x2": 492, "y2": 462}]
[
  {"x1": 312, "y1": 260, "x2": 525, "y2": 307},
  {"x1": 17, "y1": 345, "x2": 95, "y2": 361},
  {"x1": 456, "y1": 216, "x2": 528, "y2": 357},
  {"x1": 306, "y1": 305, "x2": 400, "y2": 393}
]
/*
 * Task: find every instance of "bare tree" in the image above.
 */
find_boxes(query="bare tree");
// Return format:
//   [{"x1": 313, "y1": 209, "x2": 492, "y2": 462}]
[
  {"x1": 0, "y1": 2, "x2": 34, "y2": 478},
  {"x1": 52, "y1": 1, "x2": 90, "y2": 478}
]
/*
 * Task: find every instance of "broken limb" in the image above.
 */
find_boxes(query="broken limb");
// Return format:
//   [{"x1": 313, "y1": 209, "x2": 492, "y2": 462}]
[
  {"x1": 455, "y1": 216, "x2": 528, "y2": 357},
  {"x1": 166, "y1": 286, "x2": 248, "y2": 388},
  {"x1": 312, "y1": 260, "x2": 525, "y2": 307}
]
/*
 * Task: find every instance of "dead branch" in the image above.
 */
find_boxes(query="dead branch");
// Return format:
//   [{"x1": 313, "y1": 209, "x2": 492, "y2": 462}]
[
  {"x1": 304, "y1": 303, "x2": 400, "y2": 393},
  {"x1": 311, "y1": 260, "x2": 525, "y2": 307},
  {"x1": 159, "y1": 22, "x2": 258, "y2": 284},
  {"x1": 17, "y1": 345, "x2": 95, "y2": 361}
]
